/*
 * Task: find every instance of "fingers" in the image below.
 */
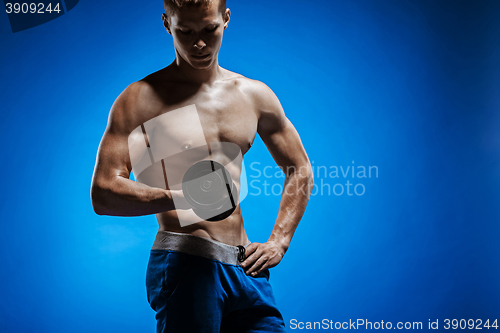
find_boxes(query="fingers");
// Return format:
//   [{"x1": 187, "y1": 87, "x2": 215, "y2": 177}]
[
  {"x1": 241, "y1": 243, "x2": 260, "y2": 274},
  {"x1": 241, "y1": 243, "x2": 271, "y2": 276},
  {"x1": 241, "y1": 242, "x2": 259, "y2": 269},
  {"x1": 240, "y1": 241, "x2": 284, "y2": 276},
  {"x1": 244, "y1": 242, "x2": 259, "y2": 256},
  {"x1": 246, "y1": 256, "x2": 269, "y2": 276}
]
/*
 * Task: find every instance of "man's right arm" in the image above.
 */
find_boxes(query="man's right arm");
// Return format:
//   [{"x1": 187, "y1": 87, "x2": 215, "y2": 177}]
[{"x1": 90, "y1": 82, "x2": 182, "y2": 216}]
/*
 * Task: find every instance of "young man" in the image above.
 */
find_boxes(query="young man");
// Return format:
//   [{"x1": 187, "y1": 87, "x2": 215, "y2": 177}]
[{"x1": 91, "y1": 0, "x2": 313, "y2": 331}]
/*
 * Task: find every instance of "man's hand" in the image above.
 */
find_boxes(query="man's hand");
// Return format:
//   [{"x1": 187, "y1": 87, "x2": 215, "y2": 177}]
[{"x1": 241, "y1": 241, "x2": 286, "y2": 276}]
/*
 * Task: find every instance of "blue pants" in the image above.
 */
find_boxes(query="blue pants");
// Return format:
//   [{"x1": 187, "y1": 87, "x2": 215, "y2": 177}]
[{"x1": 145, "y1": 232, "x2": 287, "y2": 332}]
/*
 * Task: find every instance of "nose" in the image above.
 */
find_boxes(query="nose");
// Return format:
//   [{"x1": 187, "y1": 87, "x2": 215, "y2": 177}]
[{"x1": 194, "y1": 38, "x2": 206, "y2": 50}]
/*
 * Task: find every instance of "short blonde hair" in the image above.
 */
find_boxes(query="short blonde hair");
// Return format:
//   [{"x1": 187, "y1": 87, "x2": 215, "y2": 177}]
[{"x1": 164, "y1": 0, "x2": 226, "y2": 19}]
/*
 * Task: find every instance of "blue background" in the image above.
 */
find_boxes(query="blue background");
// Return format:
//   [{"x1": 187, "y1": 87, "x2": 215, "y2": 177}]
[{"x1": 1, "y1": 0, "x2": 499, "y2": 331}]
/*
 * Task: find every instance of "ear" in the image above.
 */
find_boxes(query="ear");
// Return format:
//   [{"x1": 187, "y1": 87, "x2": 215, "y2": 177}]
[
  {"x1": 223, "y1": 8, "x2": 231, "y2": 30},
  {"x1": 162, "y1": 13, "x2": 172, "y2": 34}
]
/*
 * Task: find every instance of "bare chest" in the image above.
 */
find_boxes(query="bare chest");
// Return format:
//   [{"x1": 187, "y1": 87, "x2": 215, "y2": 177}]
[{"x1": 148, "y1": 84, "x2": 258, "y2": 157}]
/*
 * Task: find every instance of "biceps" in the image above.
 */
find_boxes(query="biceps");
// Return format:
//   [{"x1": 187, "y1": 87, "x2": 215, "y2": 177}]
[{"x1": 94, "y1": 131, "x2": 133, "y2": 182}]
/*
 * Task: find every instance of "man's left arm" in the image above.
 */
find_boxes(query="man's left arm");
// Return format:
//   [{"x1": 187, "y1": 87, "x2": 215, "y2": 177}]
[{"x1": 242, "y1": 81, "x2": 314, "y2": 276}]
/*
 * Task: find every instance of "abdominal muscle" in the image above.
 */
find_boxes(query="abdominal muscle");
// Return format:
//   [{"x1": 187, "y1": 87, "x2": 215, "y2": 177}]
[
  {"x1": 156, "y1": 208, "x2": 250, "y2": 247},
  {"x1": 142, "y1": 157, "x2": 250, "y2": 247}
]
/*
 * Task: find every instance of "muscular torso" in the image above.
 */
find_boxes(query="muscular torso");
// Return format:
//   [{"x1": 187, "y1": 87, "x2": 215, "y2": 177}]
[{"x1": 128, "y1": 66, "x2": 259, "y2": 246}]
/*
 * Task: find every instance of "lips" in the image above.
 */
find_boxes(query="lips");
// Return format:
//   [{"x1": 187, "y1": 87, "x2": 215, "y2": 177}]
[{"x1": 192, "y1": 54, "x2": 210, "y2": 59}]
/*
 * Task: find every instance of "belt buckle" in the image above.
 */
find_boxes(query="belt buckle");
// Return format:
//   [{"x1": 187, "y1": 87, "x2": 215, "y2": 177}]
[{"x1": 237, "y1": 245, "x2": 246, "y2": 262}]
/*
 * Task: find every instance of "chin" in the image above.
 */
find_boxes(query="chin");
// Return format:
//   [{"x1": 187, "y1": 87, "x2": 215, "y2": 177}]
[{"x1": 189, "y1": 60, "x2": 213, "y2": 70}]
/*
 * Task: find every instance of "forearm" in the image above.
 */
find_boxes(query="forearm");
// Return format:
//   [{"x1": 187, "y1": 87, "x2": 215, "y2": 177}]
[
  {"x1": 267, "y1": 166, "x2": 314, "y2": 252},
  {"x1": 91, "y1": 176, "x2": 178, "y2": 216}
]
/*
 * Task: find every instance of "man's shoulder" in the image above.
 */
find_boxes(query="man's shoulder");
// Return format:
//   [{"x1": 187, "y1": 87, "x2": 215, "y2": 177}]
[
  {"x1": 120, "y1": 80, "x2": 157, "y2": 102},
  {"x1": 228, "y1": 74, "x2": 280, "y2": 115},
  {"x1": 122, "y1": 67, "x2": 178, "y2": 108},
  {"x1": 226, "y1": 72, "x2": 270, "y2": 92},
  {"x1": 227, "y1": 73, "x2": 285, "y2": 132},
  {"x1": 121, "y1": 67, "x2": 178, "y2": 105},
  {"x1": 108, "y1": 74, "x2": 169, "y2": 132},
  {"x1": 225, "y1": 72, "x2": 277, "y2": 107}
]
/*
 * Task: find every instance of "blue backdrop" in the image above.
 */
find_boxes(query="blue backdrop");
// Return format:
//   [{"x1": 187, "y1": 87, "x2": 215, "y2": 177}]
[{"x1": 1, "y1": 0, "x2": 499, "y2": 332}]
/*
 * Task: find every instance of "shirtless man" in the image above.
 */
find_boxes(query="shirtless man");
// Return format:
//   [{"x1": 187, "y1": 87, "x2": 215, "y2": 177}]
[{"x1": 91, "y1": 0, "x2": 313, "y2": 331}]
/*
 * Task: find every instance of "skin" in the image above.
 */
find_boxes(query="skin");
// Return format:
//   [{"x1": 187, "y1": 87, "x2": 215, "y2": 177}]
[{"x1": 91, "y1": 0, "x2": 314, "y2": 277}]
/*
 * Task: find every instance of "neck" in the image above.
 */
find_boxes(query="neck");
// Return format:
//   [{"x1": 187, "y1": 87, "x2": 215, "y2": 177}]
[{"x1": 173, "y1": 51, "x2": 223, "y2": 85}]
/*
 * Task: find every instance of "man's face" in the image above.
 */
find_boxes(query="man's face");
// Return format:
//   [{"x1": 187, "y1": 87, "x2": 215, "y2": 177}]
[{"x1": 164, "y1": 1, "x2": 230, "y2": 69}]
